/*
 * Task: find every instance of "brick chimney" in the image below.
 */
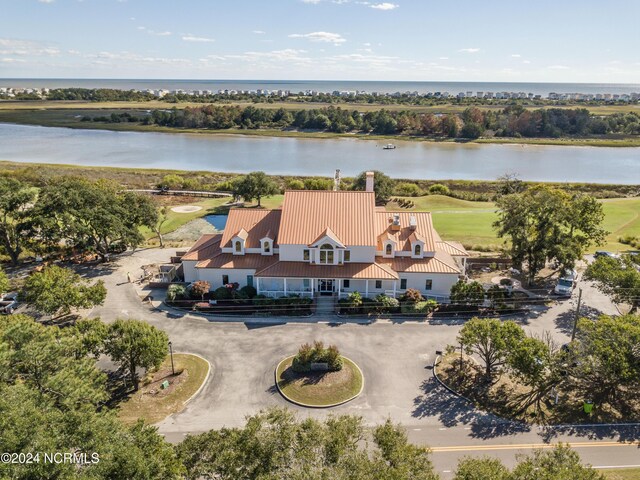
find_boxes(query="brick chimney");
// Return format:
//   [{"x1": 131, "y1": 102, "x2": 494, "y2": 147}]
[{"x1": 365, "y1": 171, "x2": 374, "y2": 192}]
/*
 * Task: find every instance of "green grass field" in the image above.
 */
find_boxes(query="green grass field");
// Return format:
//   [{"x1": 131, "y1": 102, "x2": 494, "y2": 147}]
[{"x1": 602, "y1": 468, "x2": 640, "y2": 480}]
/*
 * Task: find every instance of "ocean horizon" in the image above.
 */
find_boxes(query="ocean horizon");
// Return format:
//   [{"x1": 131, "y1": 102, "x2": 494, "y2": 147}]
[{"x1": 1, "y1": 78, "x2": 639, "y2": 96}]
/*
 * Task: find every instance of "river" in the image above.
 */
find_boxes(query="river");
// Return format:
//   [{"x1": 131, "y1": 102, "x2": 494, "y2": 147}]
[{"x1": 0, "y1": 123, "x2": 638, "y2": 184}]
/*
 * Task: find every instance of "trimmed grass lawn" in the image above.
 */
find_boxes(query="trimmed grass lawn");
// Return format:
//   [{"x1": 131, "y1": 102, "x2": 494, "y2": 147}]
[
  {"x1": 602, "y1": 468, "x2": 640, "y2": 479},
  {"x1": 276, "y1": 355, "x2": 363, "y2": 407},
  {"x1": 117, "y1": 353, "x2": 209, "y2": 425},
  {"x1": 141, "y1": 196, "x2": 231, "y2": 240}
]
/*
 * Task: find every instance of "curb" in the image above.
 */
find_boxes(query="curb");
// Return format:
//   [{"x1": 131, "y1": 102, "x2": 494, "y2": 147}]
[
  {"x1": 175, "y1": 352, "x2": 212, "y2": 406},
  {"x1": 274, "y1": 355, "x2": 364, "y2": 409}
]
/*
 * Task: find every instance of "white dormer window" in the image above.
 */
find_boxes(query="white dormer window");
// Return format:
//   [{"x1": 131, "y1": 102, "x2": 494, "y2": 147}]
[
  {"x1": 232, "y1": 229, "x2": 248, "y2": 255},
  {"x1": 415, "y1": 244, "x2": 421, "y2": 256},
  {"x1": 382, "y1": 240, "x2": 395, "y2": 258},
  {"x1": 261, "y1": 237, "x2": 273, "y2": 256},
  {"x1": 318, "y1": 243, "x2": 335, "y2": 264}
]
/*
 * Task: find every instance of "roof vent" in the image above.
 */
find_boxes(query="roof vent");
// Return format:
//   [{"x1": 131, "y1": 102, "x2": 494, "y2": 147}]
[{"x1": 409, "y1": 216, "x2": 417, "y2": 230}]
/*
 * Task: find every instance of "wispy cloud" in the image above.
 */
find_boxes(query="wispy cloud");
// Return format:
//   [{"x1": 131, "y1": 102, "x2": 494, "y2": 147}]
[
  {"x1": 253, "y1": 30, "x2": 266, "y2": 34},
  {"x1": 289, "y1": 31, "x2": 346, "y2": 44},
  {"x1": 38, "y1": 0, "x2": 54, "y2": 3},
  {"x1": 511, "y1": 54, "x2": 521, "y2": 58},
  {"x1": 0, "y1": 38, "x2": 60, "y2": 56},
  {"x1": 138, "y1": 27, "x2": 172, "y2": 36},
  {"x1": 370, "y1": 2, "x2": 399, "y2": 10},
  {"x1": 459, "y1": 48, "x2": 480, "y2": 53},
  {"x1": 182, "y1": 35, "x2": 215, "y2": 43},
  {"x1": 548, "y1": 64, "x2": 569, "y2": 70}
]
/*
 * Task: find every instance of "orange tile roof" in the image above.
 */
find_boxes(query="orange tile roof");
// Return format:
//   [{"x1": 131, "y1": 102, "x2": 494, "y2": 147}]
[
  {"x1": 375, "y1": 212, "x2": 436, "y2": 252},
  {"x1": 220, "y1": 209, "x2": 282, "y2": 249},
  {"x1": 255, "y1": 261, "x2": 399, "y2": 280},
  {"x1": 196, "y1": 253, "x2": 279, "y2": 270},
  {"x1": 436, "y1": 241, "x2": 469, "y2": 257},
  {"x1": 378, "y1": 252, "x2": 461, "y2": 274},
  {"x1": 182, "y1": 234, "x2": 222, "y2": 261},
  {"x1": 278, "y1": 191, "x2": 377, "y2": 246}
]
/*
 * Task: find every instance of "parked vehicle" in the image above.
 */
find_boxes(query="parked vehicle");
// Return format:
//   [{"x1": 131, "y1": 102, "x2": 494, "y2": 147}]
[
  {"x1": 594, "y1": 251, "x2": 620, "y2": 259},
  {"x1": 0, "y1": 292, "x2": 19, "y2": 315},
  {"x1": 554, "y1": 269, "x2": 578, "y2": 297}
]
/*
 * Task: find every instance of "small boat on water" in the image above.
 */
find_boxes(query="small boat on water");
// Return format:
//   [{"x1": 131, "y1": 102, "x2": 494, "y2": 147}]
[{"x1": 383, "y1": 143, "x2": 396, "y2": 150}]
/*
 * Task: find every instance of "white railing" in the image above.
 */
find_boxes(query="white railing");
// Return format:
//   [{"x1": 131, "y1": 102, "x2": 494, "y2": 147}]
[{"x1": 259, "y1": 290, "x2": 313, "y2": 298}]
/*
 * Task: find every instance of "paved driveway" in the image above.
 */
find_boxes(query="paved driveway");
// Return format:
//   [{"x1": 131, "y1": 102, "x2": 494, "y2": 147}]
[{"x1": 88, "y1": 249, "x2": 637, "y2": 476}]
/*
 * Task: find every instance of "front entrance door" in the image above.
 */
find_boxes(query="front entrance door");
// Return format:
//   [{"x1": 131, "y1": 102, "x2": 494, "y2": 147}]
[{"x1": 318, "y1": 279, "x2": 334, "y2": 296}]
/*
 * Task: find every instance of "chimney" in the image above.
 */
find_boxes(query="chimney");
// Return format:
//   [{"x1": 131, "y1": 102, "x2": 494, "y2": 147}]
[
  {"x1": 365, "y1": 171, "x2": 374, "y2": 192},
  {"x1": 333, "y1": 169, "x2": 341, "y2": 191}
]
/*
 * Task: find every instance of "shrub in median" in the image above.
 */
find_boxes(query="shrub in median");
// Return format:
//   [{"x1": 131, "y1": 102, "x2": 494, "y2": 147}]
[{"x1": 292, "y1": 341, "x2": 343, "y2": 372}]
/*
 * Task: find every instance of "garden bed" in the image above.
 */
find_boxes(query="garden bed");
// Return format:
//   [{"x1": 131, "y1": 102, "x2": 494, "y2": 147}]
[{"x1": 276, "y1": 355, "x2": 363, "y2": 407}]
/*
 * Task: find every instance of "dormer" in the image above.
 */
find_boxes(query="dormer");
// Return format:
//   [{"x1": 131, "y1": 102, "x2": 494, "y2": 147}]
[
  {"x1": 260, "y1": 235, "x2": 274, "y2": 256},
  {"x1": 231, "y1": 228, "x2": 248, "y2": 255},
  {"x1": 310, "y1": 227, "x2": 345, "y2": 249},
  {"x1": 409, "y1": 232, "x2": 425, "y2": 259},
  {"x1": 380, "y1": 232, "x2": 396, "y2": 258}
]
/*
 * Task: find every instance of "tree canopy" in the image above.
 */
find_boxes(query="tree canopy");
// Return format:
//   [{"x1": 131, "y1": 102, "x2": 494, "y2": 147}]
[
  {"x1": 0, "y1": 176, "x2": 38, "y2": 265},
  {"x1": 34, "y1": 177, "x2": 158, "y2": 260},
  {"x1": 104, "y1": 318, "x2": 168, "y2": 390},
  {"x1": 24, "y1": 265, "x2": 107, "y2": 318},
  {"x1": 584, "y1": 255, "x2": 640, "y2": 313},
  {"x1": 494, "y1": 186, "x2": 606, "y2": 284},
  {"x1": 232, "y1": 171, "x2": 279, "y2": 207},
  {"x1": 352, "y1": 170, "x2": 394, "y2": 204}
]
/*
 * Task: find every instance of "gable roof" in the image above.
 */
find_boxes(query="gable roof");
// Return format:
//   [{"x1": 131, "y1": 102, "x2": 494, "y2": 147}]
[
  {"x1": 220, "y1": 209, "x2": 282, "y2": 249},
  {"x1": 255, "y1": 261, "x2": 399, "y2": 280},
  {"x1": 436, "y1": 241, "x2": 469, "y2": 257},
  {"x1": 378, "y1": 251, "x2": 461, "y2": 274},
  {"x1": 375, "y1": 212, "x2": 436, "y2": 252},
  {"x1": 278, "y1": 191, "x2": 377, "y2": 246},
  {"x1": 182, "y1": 234, "x2": 222, "y2": 261},
  {"x1": 311, "y1": 227, "x2": 345, "y2": 248}
]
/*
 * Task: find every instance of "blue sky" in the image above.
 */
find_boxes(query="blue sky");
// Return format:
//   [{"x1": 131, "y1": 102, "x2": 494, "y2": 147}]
[{"x1": 1, "y1": 0, "x2": 639, "y2": 82}]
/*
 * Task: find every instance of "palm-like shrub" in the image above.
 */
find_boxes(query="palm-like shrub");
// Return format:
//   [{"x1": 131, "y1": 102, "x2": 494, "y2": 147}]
[{"x1": 292, "y1": 341, "x2": 343, "y2": 372}]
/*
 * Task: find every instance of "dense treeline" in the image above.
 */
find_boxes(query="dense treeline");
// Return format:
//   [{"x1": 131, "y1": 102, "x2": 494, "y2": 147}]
[
  {"x1": 144, "y1": 104, "x2": 640, "y2": 139},
  {"x1": 47, "y1": 88, "x2": 156, "y2": 102}
]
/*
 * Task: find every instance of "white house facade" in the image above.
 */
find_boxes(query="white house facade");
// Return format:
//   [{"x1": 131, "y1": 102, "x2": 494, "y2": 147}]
[{"x1": 182, "y1": 173, "x2": 468, "y2": 301}]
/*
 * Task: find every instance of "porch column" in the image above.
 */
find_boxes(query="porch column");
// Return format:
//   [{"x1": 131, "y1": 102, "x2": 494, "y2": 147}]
[
  {"x1": 393, "y1": 280, "x2": 397, "y2": 298},
  {"x1": 311, "y1": 278, "x2": 314, "y2": 295},
  {"x1": 256, "y1": 277, "x2": 261, "y2": 295},
  {"x1": 337, "y1": 279, "x2": 341, "y2": 298},
  {"x1": 284, "y1": 278, "x2": 287, "y2": 296},
  {"x1": 365, "y1": 279, "x2": 369, "y2": 297}
]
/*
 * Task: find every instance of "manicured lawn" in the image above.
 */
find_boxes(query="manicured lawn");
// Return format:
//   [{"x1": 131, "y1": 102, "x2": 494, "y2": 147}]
[
  {"x1": 276, "y1": 355, "x2": 363, "y2": 407},
  {"x1": 600, "y1": 198, "x2": 640, "y2": 251},
  {"x1": 141, "y1": 196, "x2": 231, "y2": 240},
  {"x1": 602, "y1": 468, "x2": 640, "y2": 479},
  {"x1": 117, "y1": 353, "x2": 209, "y2": 425}
]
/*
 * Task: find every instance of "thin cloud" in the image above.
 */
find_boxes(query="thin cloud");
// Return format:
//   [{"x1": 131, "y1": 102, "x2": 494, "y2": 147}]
[
  {"x1": 38, "y1": 0, "x2": 54, "y2": 3},
  {"x1": 182, "y1": 35, "x2": 215, "y2": 43},
  {"x1": 370, "y1": 2, "x2": 398, "y2": 10},
  {"x1": 459, "y1": 48, "x2": 480, "y2": 53},
  {"x1": 289, "y1": 31, "x2": 346, "y2": 44},
  {"x1": 548, "y1": 64, "x2": 569, "y2": 69},
  {"x1": 511, "y1": 54, "x2": 521, "y2": 58},
  {"x1": 253, "y1": 30, "x2": 266, "y2": 34}
]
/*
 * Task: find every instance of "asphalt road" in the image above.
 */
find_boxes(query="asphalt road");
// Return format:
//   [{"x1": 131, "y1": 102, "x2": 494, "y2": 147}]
[{"x1": 88, "y1": 249, "x2": 638, "y2": 478}]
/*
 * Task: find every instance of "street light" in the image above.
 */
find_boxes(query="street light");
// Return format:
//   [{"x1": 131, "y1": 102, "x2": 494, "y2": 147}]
[{"x1": 169, "y1": 341, "x2": 175, "y2": 375}]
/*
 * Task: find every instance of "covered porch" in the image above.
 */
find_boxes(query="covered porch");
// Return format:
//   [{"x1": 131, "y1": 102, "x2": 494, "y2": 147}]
[{"x1": 256, "y1": 277, "x2": 399, "y2": 299}]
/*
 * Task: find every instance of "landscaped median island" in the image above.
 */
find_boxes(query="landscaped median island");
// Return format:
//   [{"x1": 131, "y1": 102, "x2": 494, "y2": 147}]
[
  {"x1": 275, "y1": 342, "x2": 363, "y2": 407},
  {"x1": 117, "y1": 353, "x2": 210, "y2": 425}
]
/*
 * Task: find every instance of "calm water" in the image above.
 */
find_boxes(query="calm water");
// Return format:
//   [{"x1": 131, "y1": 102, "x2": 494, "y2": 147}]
[
  {"x1": 0, "y1": 123, "x2": 638, "y2": 184},
  {"x1": 2, "y1": 78, "x2": 639, "y2": 95},
  {"x1": 205, "y1": 215, "x2": 228, "y2": 230}
]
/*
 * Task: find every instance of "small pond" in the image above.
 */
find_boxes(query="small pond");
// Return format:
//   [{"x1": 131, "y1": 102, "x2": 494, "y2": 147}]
[{"x1": 205, "y1": 215, "x2": 228, "y2": 230}]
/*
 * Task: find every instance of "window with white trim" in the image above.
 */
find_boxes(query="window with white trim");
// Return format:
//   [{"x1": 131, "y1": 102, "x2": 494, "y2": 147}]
[{"x1": 318, "y1": 243, "x2": 334, "y2": 264}]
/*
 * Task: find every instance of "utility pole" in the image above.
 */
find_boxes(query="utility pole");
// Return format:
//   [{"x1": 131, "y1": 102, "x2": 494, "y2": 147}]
[
  {"x1": 571, "y1": 288, "x2": 583, "y2": 342},
  {"x1": 169, "y1": 341, "x2": 175, "y2": 375}
]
